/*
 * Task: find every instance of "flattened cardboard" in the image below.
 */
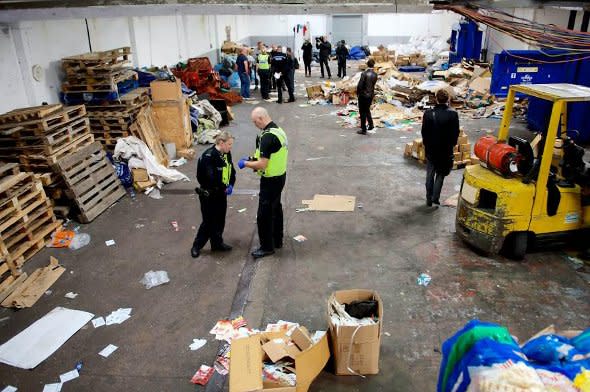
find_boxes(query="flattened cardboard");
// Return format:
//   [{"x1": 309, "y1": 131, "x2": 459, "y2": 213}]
[
  {"x1": 2, "y1": 257, "x2": 65, "y2": 308},
  {"x1": 302, "y1": 195, "x2": 356, "y2": 212},
  {"x1": 230, "y1": 329, "x2": 329, "y2": 392},
  {"x1": 328, "y1": 289, "x2": 383, "y2": 376},
  {"x1": 152, "y1": 100, "x2": 193, "y2": 149},
  {"x1": 150, "y1": 79, "x2": 183, "y2": 102},
  {"x1": 262, "y1": 339, "x2": 301, "y2": 363},
  {"x1": 291, "y1": 327, "x2": 313, "y2": 351}
]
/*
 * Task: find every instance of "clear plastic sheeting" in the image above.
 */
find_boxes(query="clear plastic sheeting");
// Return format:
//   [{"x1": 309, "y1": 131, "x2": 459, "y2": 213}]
[{"x1": 140, "y1": 270, "x2": 170, "y2": 289}]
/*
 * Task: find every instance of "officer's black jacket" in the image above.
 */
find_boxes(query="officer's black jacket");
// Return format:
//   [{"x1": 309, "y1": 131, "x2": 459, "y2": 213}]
[{"x1": 196, "y1": 145, "x2": 236, "y2": 192}]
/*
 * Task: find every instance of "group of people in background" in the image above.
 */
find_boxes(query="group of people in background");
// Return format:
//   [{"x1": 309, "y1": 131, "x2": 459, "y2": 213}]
[{"x1": 235, "y1": 36, "x2": 352, "y2": 101}]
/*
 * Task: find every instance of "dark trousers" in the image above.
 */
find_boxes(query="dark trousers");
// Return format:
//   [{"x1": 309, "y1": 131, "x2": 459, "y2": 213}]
[
  {"x1": 193, "y1": 193, "x2": 227, "y2": 250},
  {"x1": 252, "y1": 64, "x2": 258, "y2": 88},
  {"x1": 303, "y1": 59, "x2": 311, "y2": 76},
  {"x1": 239, "y1": 72, "x2": 250, "y2": 98},
  {"x1": 358, "y1": 96, "x2": 373, "y2": 131},
  {"x1": 277, "y1": 74, "x2": 294, "y2": 102},
  {"x1": 257, "y1": 175, "x2": 286, "y2": 251},
  {"x1": 270, "y1": 68, "x2": 277, "y2": 90},
  {"x1": 337, "y1": 59, "x2": 346, "y2": 77},
  {"x1": 426, "y1": 161, "x2": 445, "y2": 204},
  {"x1": 319, "y1": 57, "x2": 331, "y2": 78},
  {"x1": 258, "y1": 69, "x2": 270, "y2": 99}
]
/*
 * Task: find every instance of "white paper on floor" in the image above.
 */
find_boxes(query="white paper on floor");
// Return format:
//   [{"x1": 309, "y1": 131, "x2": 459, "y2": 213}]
[
  {"x1": 0, "y1": 307, "x2": 94, "y2": 369},
  {"x1": 64, "y1": 292, "x2": 78, "y2": 299},
  {"x1": 1, "y1": 386, "x2": 17, "y2": 392},
  {"x1": 92, "y1": 317, "x2": 105, "y2": 328},
  {"x1": 59, "y1": 369, "x2": 79, "y2": 383},
  {"x1": 99, "y1": 344, "x2": 118, "y2": 358},
  {"x1": 189, "y1": 339, "x2": 207, "y2": 351},
  {"x1": 105, "y1": 308, "x2": 132, "y2": 325},
  {"x1": 105, "y1": 240, "x2": 116, "y2": 246},
  {"x1": 42, "y1": 383, "x2": 62, "y2": 392}
]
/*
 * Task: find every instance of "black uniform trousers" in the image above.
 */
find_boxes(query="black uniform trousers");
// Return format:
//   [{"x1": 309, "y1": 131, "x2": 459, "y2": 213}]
[
  {"x1": 337, "y1": 58, "x2": 346, "y2": 78},
  {"x1": 257, "y1": 175, "x2": 286, "y2": 251},
  {"x1": 277, "y1": 74, "x2": 294, "y2": 102},
  {"x1": 258, "y1": 69, "x2": 270, "y2": 99},
  {"x1": 358, "y1": 96, "x2": 374, "y2": 131},
  {"x1": 319, "y1": 56, "x2": 331, "y2": 78},
  {"x1": 303, "y1": 58, "x2": 311, "y2": 76},
  {"x1": 193, "y1": 191, "x2": 227, "y2": 250}
]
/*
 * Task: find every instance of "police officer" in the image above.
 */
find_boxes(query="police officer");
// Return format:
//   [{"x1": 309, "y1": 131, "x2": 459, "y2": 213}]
[
  {"x1": 238, "y1": 107, "x2": 288, "y2": 259},
  {"x1": 191, "y1": 131, "x2": 236, "y2": 258},
  {"x1": 257, "y1": 46, "x2": 271, "y2": 100},
  {"x1": 271, "y1": 46, "x2": 294, "y2": 103}
]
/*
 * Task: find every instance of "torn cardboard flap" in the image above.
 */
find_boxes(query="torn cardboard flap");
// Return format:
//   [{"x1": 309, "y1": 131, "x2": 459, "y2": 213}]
[
  {"x1": 262, "y1": 339, "x2": 301, "y2": 363},
  {"x1": 302, "y1": 195, "x2": 356, "y2": 212},
  {"x1": 291, "y1": 327, "x2": 313, "y2": 351},
  {"x1": 2, "y1": 257, "x2": 65, "y2": 309}
]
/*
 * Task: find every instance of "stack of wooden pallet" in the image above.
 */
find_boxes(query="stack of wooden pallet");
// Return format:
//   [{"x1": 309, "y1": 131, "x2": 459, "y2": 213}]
[
  {"x1": 54, "y1": 141, "x2": 126, "y2": 223},
  {"x1": 61, "y1": 47, "x2": 137, "y2": 93},
  {"x1": 0, "y1": 163, "x2": 61, "y2": 297},
  {"x1": 0, "y1": 104, "x2": 94, "y2": 214},
  {"x1": 86, "y1": 88, "x2": 150, "y2": 151}
]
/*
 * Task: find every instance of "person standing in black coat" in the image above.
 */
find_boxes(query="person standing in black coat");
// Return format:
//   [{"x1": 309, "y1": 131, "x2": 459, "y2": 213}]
[
  {"x1": 191, "y1": 131, "x2": 236, "y2": 258},
  {"x1": 316, "y1": 36, "x2": 332, "y2": 78},
  {"x1": 336, "y1": 40, "x2": 349, "y2": 78},
  {"x1": 301, "y1": 39, "x2": 312, "y2": 77},
  {"x1": 356, "y1": 58, "x2": 378, "y2": 135},
  {"x1": 421, "y1": 89, "x2": 460, "y2": 207}
]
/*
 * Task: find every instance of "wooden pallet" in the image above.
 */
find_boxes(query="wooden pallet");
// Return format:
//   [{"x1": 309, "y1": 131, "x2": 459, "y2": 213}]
[
  {"x1": 54, "y1": 141, "x2": 126, "y2": 223},
  {"x1": 14, "y1": 117, "x2": 91, "y2": 155},
  {"x1": 0, "y1": 105, "x2": 87, "y2": 133},
  {"x1": 62, "y1": 47, "x2": 132, "y2": 71},
  {"x1": 61, "y1": 71, "x2": 138, "y2": 92},
  {"x1": 64, "y1": 68, "x2": 136, "y2": 85},
  {"x1": 19, "y1": 133, "x2": 95, "y2": 170},
  {"x1": 0, "y1": 105, "x2": 63, "y2": 125},
  {"x1": 86, "y1": 87, "x2": 150, "y2": 109},
  {"x1": 130, "y1": 106, "x2": 169, "y2": 167}
]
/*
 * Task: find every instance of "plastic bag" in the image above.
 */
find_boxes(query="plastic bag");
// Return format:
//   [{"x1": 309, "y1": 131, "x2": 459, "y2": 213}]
[
  {"x1": 140, "y1": 270, "x2": 170, "y2": 289},
  {"x1": 49, "y1": 230, "x2": 75, "y2": 248},
  {"x1": 69, "y1": 233, "x2": 91, "y2": 250}
]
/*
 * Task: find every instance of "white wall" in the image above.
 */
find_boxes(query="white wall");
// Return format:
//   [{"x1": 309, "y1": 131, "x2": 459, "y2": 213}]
[
  {"x1": 246, "y1": 15, "x2": 327, "y2": 38},
  {"x1": 0, "y1": 27, "x2": 28, "y2": 112},
  {"x1": 368, "y1": 12, "x2": 460, "y2": 37}
]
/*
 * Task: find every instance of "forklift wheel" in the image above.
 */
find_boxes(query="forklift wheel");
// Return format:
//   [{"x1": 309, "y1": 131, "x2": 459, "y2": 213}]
[{"x1": 503, "y1": 232, "x2": 528, "y2": 260}]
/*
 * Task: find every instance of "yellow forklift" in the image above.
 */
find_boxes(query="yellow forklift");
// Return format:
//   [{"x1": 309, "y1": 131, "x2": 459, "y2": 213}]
[{"x1": 456, "y1": 83, "x2": 590, "y2": 259}]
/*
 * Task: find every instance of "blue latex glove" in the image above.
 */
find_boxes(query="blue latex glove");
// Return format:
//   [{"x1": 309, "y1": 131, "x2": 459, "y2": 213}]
[
  {"x1": 238, "y1": 158, "x2": 247, "y2": 169},
  {"x1": 225, "y1": 185, "x2": 233, "y2": 195}
]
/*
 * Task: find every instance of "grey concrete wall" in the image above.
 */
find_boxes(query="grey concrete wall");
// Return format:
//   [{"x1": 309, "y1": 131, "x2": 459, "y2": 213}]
[{"x1": 246, "y1": 36, "x2": 296, "y2": 49}]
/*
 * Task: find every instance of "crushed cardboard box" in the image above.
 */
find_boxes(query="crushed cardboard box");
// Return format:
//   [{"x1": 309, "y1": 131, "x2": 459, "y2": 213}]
[{"x1": 302, "y1": 195, "x2": 356, "y2": 212}]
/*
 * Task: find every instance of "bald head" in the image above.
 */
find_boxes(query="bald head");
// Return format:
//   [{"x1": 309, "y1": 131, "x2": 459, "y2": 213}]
[{"x1": 251, "y1": 107, "x2": 272, "y2": 130}]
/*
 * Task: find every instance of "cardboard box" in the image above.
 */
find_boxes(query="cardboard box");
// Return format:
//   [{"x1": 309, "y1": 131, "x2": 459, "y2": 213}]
[
  {"x1": 306, "y1": 85, "x2": 324, "y2": 100},
  {"x1": 457, "y1": 135, "x2": 469, "y2": 145},
  {"x1": 404, "y1": 142, "x2": 412, "y2": 156},
  {"x1": 460, "y1": 143, "x2": 471, "y2": 153},
  {"x1": 462, "y1": 151, "x2": 471, "y2": 160},
  {"x1": 132, "y1": 168, "x2": 149, "y2": 183},
  {"x1": 454, "y1": 152, "x2": 462, "y2": 161},
  {"x1": 150, "y1": 79, "x2": 183, "y2": 102},
  {"x1": 151, "y1": 100, "x2": 193, "y2": 149},
  {"x1": 229, "y1": 327, "x2": 330, "y2": 392},
  {"x1": 470, "y1": 155, "x2": 480, "y2": 165},
  {"x1": 328, "y1": 290, "x2": 383, "y2": 376}
]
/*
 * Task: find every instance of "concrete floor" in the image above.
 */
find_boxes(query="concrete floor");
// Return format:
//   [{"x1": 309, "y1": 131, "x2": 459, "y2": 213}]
[{"x1": 1, "y1": 64, "x2": 589, "y2": 392}]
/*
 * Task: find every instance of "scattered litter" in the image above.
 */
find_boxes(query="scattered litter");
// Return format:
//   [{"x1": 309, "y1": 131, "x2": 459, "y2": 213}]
[
  {"x1": 233, "y1": 188, "x2": 258, "y2": 196},
  {"x1": 417, "y1": 273, "x2": 432, "y2": 287},
  {"x1": 357, "y1": 203, "x2": 364, "y2": 209},
  {"x1": 1, "y1": 386, "x2": 17, "y2": 392},
  {"x1": 42, "y1": 383, "x2": 62, "y2": 392},
  {"x1": 105, "y1": 240, "x2": 116, "y2": 247},
  {"x1": 91, "y1": 317, "x2": 105, "y2": 328},
  {"x1": 298, "y1": 104, "x2": 309, "y2": 108},
  {"x1": 293, "y1": 235, "x2": 307, "y2": 243},
  {"x1": 64, "y1": 292, "x2": 78, "y2": 299},
  {"x1": 367, "y1": 129, "x2": 377, "y2": 134},
  {"x1": 170, "y1": 221, "x2": 179, "y2": 231},
  {"x1": 105, "y1": 308, "x2": 132, "y2": 325},
  {"x1": 210, "y1": 317, "x2": 254, "y2": 343},
  {"x1": 98, "y1": 344, "x2": 118, "y2": 358},
  {"x1": 0, "y1": 307, "x2": 94, "y2": 369},
  {"x1": 169, "y1": 157, "x2": 188, "y2": 167},
  {"x1": 214, "y1": 356, "x2": 229, "y2": 375},
  {"x1": 237, "y1": 208, "x2": 247, "y2": 213},
  {"x1": 59, "y1": 369, "x2": 79, "y2": 383},
  {"x1": 48, "y1": 230, "x2": 75, "y2": 248},
  {"x1": 191, "y1": 365, "x2": 214, "y2": 385},
  {"x1": 75, "y1": 361, "x2": 83, "y2": 372},
  {"x1": 135, "y1": 223, "x2": 145, "y2": 229},
  {"x1": 45, "y1": 290, "x2": 52, "y2": 296},
  {"x1": 443, "y1": 193, "x2": 459, "y2": 207},
  {"x1": 189, "y1": 339, "x2": 207, "y2": 351},
  {"x1": 305, "y1": 156, "x2": 331, "y2": 161},
  {"x1": 146, "y1": 187, "x2": 163, "y2": 199},
  {"x1": 385, "y1": 332, "x2": 391, "y2": 337}
]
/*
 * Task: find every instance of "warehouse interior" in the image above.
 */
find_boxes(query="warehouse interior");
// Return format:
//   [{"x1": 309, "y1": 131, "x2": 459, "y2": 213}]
[{"x1": 0, "y1": 0, "x2": 589, "y2": 391}]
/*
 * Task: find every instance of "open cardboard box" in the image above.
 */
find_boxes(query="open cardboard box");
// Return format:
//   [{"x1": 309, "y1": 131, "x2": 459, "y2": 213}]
[
  {"x1": 328, "y1": 289, "x2": 383, "y2": 376},
  {"x1": 230, "y1": 326, "x2": 330, "y2": 392}
]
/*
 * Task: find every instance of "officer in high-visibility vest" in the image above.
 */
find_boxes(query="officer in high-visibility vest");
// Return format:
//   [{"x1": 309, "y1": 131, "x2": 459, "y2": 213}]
[
  {"x1": 257, "y1": 46, "x2": 271, "y2": 100},
  {"x1": 191, "y1": 131, "x2": 236, "y2": 258},
  {"x1": 238, "y1": 107, "x2": 288, "y2": 259}
]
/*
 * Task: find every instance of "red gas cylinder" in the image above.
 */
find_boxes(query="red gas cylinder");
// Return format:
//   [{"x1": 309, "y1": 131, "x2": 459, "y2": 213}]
[{"x1": 474, "y1": 135, "x2": 521, "y2": 176}]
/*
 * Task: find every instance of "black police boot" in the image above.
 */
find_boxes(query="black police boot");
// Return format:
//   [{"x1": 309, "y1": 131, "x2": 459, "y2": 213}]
[
  {"x1": 212, "y1": 243, "x2": 232, "y2": 252},
  {"x1": 251, "y1": 248, "x2": 275, "y2": 259},
  {"x1": 190, "y1": 246, "x2": 200, "y2": 258}
]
